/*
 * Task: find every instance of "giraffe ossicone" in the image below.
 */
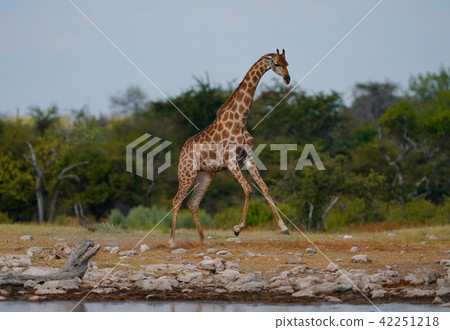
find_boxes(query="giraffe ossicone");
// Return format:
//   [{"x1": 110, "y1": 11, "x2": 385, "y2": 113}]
[{"x1": 169, "y1": 50, "x2": 291, "y2": 247}]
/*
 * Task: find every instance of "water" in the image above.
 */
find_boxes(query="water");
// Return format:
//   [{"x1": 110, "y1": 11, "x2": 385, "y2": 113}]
[{"x1": 0, "y1": 301, "x2": 447, "y2": 312}]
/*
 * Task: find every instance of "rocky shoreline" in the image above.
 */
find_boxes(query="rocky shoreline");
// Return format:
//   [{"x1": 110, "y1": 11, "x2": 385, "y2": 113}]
[{"x1": 1, "y1": 241, "x2": 450, "y2": 307}]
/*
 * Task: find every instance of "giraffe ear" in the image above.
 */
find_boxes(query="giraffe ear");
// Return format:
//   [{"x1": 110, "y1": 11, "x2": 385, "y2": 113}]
[
  {"x1": 276, "y1": 49, "x2": 280, "y2": 55},
  {"x1": 282, "y1": 49, "x2": 285, "y2": 56}
]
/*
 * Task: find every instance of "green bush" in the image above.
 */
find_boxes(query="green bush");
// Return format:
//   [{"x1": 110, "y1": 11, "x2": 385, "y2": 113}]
[
  {"x1": 108, "y1": 209, "x2": 126, "y2": 227},
  {"x1": 54, "y1": 215, "x2": 71, "y2": 226},
  {"x1": 96, "y1": 223, "x2": 123, "y2": 234},
  {"x1": 326, "y1": 198, "x2": 366, "y2": 230},
  {"x1": 404, "y1": 199, "x2": 437, "y2": 224},
  {"x1": 177, "y1": 209, "x2": 215, "y2": 229},
  {"x1": 0, "y1": 211, "x2": 12, "y2": 224},
  {"x1": 125, "y1": 205, "x2": 170, "y2": 230},
  {"x1": 213, "y1": 201, "x2": 275, "y2": 229}
]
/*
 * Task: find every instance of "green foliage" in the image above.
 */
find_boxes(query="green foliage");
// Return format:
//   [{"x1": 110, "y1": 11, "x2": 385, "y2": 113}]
[
  {"x1": 54, "y1": 215, "x2": 71, "y2": 226},
  {"x1": 326, "y1": 198, "x2": 366, "y2": 231},
  {"x1": 213, "y1": 200, "x2": 274, "y2": 229},
  {"x1": 177, "y1": 209, "x2": 215, "y2": 229},
  {"x1": 96, "y1": 223, "x2": 123, "y2": 234},
  {"x1": 124, "y1": 205, "x2": 170, "y2": 230},
  {"x1": 0, "y1": 67, "x2": 448, "y2": 231},
  {"x1": 0, "y1": 211, "x2": 13, "y2": 224},
  {"x1": 107, "y1": 209, "x2": 126, "y2": 227}
]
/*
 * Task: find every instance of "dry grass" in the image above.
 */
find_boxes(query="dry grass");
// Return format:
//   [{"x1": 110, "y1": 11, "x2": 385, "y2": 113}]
[{"x1": 1, "y1": 224, "x2": 449, "y2": 275}]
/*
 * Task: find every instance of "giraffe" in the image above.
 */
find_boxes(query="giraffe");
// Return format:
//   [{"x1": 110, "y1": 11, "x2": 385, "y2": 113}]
[{"x1": 169, "y1": 49, "x2": 291, "y2": 248}]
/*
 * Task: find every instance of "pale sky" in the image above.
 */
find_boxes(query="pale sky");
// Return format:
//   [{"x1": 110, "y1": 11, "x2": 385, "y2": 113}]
[{"x1": 1, "y1": 0, "x2": 449, "y2": 117}]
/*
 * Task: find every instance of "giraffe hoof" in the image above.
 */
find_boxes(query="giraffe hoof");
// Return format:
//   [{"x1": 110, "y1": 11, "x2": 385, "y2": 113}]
[
  {"x1": 280, "y1": 229, "x2": 290, "y2": 236},
  {"x1": 168, "y1": 239, "x2": 177, "y2": 248},
  {"x1": 233, "y1": 226, "x2": 240, "y2": 236}
]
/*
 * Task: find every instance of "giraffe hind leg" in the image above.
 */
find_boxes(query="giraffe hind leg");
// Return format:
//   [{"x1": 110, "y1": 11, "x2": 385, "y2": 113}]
[{"x1": 186, "y1": 171, "x2": 215, "y2": 243}]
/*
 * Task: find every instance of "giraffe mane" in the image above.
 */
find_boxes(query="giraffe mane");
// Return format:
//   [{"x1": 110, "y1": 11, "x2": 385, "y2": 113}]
[{"x1": 216, "y1": 53, "x2": 275, "y2": 117}]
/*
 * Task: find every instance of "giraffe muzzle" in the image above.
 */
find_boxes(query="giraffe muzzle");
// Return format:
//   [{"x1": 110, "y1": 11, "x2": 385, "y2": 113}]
[{"x1": 284, "y1": 74, "x2": 291, "y2": 85}]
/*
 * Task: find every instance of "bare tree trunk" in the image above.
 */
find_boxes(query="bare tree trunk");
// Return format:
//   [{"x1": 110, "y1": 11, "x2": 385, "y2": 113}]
[
  {"x1": 25, "y1": 142, "x2": 46, "y2": 224},
  {"x1": 318, "y1": 196, "x2": 339, "y2": 231},
  {"x1": 378, "y1": 127, "x2": 412, "y2": 208},
  {"x1": 48, "y1": 161, "x2": 88, "y2": 223},
  {"x1": 306, "y1": 201, "x2": 314, "y2": 231},
  {"x1": 0, "y1": 241, "x2": 100, "y2": 285}
]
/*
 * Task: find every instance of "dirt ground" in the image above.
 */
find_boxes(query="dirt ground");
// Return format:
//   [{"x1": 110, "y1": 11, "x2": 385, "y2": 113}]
[{"x1": 1, "y1": 223, "x2": 449, "y2": 275}]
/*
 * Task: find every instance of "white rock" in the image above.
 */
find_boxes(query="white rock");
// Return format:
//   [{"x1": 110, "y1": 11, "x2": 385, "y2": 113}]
[
  {"x1": 371, "y1": 289, "x2": 387, "y2": 298},
  {"x1": 138, "y1": 276, "x2": 179, "y2": 292},
  {"x1": 305, "y1": 248, "x2": 317, "y2": 254},
  {"x1": 439, "y1": 260, "x2": 450, "y2": 266},
  {"x1": 20, "y1": 235, "x2": 34, "y2": 241},
  {"x1": 343, "y1": 235, "x2": 353, "y2": 240},
  {"x1": 27, "y1": 247, "x2": 44, "y2": 258},
  {"x1": 140, "y1": 244, "x2": 150, "y2": 252},
  {"x1": 428, "y1": 235, "x2": 437, "y2": 240},
  {"x1": 436, "y1": 286, "x2": 450, "y2": 297},
  {"x1": 350, "y1": 247, "x2": 359, "y2": 253},
  {"x1": 400, "y1": 251, "x2": 406, "y2": 254},
  {"x1": 24, "y1": 280, "x2": 36, "y2": 289},
  {"x1": 104, "y1": 246, "x2": 112, "y2": 252},
  {"x1": 225, "y1": 261, "x2": 241, "y2": 271},
  {"x1": 207, "y1": 248, "x2": 218, "y2": 254},
  {"x1": 171, "y1": 248, "x2": 188, "y2": 254},
  {"x1": 109, "y1": 247, "x2": 120, "y2": 254},
  {"x1": 351, "y1": 254, "x2": 371, "y2": 263},
  {"x1": 286, "y1": 255, "x2": 305, "y2": 264},
  {"x1": 325, "y1": 296, "x2": 342, "y2": 303},
  {"x1": 177, "y1": 272, "x2": 204, "y2": 283},
  {"x1": 271, "y1": 285, "x2": 294, "y2": 294},
  {"x1": 118, "y1": 250, "x2": 138, "y2": 257},
  {"x1": 215, "y1": 269, "x2": 240, "y2": 282},
  {"x1": 203, "y1": 256, "x2": 213, "y2": 260},
  {"x1": 292, "y1": 289, "x2": 314, "y2": 298},
  {"x1": 432, "y1": 297, "x2": 444, "y2": 304},
  {"x1": 0, "y1": 296, "x2": 6, "y2": 301},
  {"x1": 216, "y1": 250, "x2": 231, "y2": 256},
  {"x1": 387, "y1": 233, "x2": 396, "y2": 237},
  {"x1": 37, "y1": 279, "x2": 79, "y2": 291},
  {"x1": 226, "y1": 238, "x2": 241, "y2": 243},
  {"x1": 197, "y1": 260, "x2": 216, "y2": 271},
  {"x1": 2, "y1": 255, "x2": 32, "y2": 267},
  {"x1": 326, "y1": 262, "x2": 340, "y2": 272},
  {"x1": 404, "y1": 288, "x2": 435, "y2": 298}
]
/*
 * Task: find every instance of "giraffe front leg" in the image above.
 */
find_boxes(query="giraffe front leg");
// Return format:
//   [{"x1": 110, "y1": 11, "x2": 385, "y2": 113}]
[
  {"x1": 228, "y1": 165, "x2": 253, "y2": 236},
  {"x1": 169, "y1": 172, "x2": 197, "y2": 248},
  {"x1": 245, "y1": 158, "x2": 290, "y2": 235}
]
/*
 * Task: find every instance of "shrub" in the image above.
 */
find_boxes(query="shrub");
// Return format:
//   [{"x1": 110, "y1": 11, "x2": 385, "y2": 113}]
[
  {"x1": 108, "y1": 209, "x2": 126, "y2": 227},
  {"x1": 404, "y1": 199, "x2": 437, "y2": 224},
  {"x1": 177, "y1": 209, "x2": 215, "y2": 229},
  {"x1": 326, "y1": 198, "x2": 366, "y2": 231},
  {"x1": 0, "y1": 211, "x2": 12, "y2": 224},
  {"x1": 96, "y1": 223, "x2": 123, "y2": 234},
  {"x1": 54, "y1": 215, "x2": 71, "y2": 226},
  {"x1": 213, "y1": 201, "x2": 275, "y2": 229},
  {"x1": 125, "y1": 205, "x2": 170, "y2": 230}
]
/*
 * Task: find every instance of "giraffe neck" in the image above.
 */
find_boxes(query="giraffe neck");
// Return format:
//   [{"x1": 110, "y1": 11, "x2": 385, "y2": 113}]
[{"x1": 217, "y1": 57, "x2": 269, "y2": 126}]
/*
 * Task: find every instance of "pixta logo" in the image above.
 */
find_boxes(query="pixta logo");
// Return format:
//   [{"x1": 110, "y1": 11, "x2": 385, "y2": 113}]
[{"x1": 126, "y1": 134, "x2": 172, "y2": 180}]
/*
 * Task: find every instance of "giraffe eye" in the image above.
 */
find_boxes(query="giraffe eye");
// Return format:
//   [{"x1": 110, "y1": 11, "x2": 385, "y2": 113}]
[{"x1": 274, "y1": 63, "x2": 280, "y2": 67}]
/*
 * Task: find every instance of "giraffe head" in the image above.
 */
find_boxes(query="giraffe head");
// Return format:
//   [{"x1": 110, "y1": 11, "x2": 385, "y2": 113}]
[{"x1": 264, "y1": 49, "x2": 290, "y2": 85}]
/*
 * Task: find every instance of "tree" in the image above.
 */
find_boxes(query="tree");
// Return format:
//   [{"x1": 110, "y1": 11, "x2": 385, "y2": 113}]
[
  {"x1": 110, "y1": 85, "x2": 149, "y2": 114},
  {"x1": 349, "y1": 82, "x2": 398, "y2": 123}
]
